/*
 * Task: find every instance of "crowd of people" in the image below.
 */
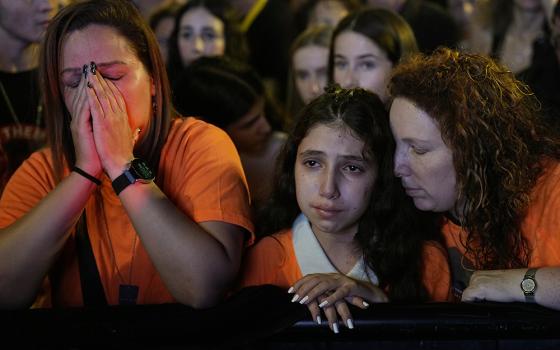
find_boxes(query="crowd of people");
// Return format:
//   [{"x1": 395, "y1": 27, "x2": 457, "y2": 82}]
[{"x1": 0, "y1": 0, "x2": 559, "y2": 335}]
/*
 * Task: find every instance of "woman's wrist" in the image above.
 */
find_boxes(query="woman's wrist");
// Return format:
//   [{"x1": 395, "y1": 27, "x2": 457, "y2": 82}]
[{"x1": 72, "y1": 166, "x2": 102, "y2": 185}]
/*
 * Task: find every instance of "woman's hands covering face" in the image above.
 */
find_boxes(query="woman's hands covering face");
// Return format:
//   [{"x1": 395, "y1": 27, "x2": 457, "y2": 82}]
[
  {"x1": 68, "y1": 64, "x2": 102, "y2": 175},
  {"x1": 84, "y1": 62, "x2": 140, "y2": 179}
]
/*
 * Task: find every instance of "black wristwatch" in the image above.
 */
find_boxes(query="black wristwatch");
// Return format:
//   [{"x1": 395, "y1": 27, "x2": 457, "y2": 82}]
[
  {"x1": 111, "y1": 158, "x2": 154, "y2": 195},
  {"x1": 520, "y1": 267, "x2": 538, "y2": 303}
]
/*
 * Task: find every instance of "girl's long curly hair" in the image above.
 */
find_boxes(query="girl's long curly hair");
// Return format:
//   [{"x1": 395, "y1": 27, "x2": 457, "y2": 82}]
[
  {"x1": 257, "y1": 86, "x2": 442, "y2": 301},
  {"x1": 389, "y1": 48, "x2": 560, "y2": 269}
]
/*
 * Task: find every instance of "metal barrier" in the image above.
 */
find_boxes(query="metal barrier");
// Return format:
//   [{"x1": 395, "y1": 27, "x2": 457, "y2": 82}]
[{"x1": 1, "y1": 285, "x2": 559, "y2": 349}]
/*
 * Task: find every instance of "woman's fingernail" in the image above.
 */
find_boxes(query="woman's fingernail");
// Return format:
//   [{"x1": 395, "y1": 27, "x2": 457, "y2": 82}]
[
  {"x1": 332, "y1": 323, "x2": 339, "y2": 334},
  {"x1": 287, "y1": 287, "x2": 294, "y2": 294},
  {"x1": 316, "y1": 315, "x2": 322, "y2": 324},
  {"x1": 291, "y1": 294, "x2": 299, "y2": 303},
  {"x1": 347, "y1": 319, "x2": 354, "y2": 329},
  {"x1": 82, "y1": 64, "x2": 88, "y2": 77},
  {"x1": 318, "y1": 300, "x2": 328, "y2": 308},
  {"x1": 363, "y1": 301, "x2": 370, "y2": 307},
  {"x1": 87, "y1": 82, "x2": 93, "y2": 89},
  {"x1": 90, "y1": 61, "x2": 96, "y2": 75},
  {"x1": 299, "y1": 295, "x2": 309, "y2": 304}
]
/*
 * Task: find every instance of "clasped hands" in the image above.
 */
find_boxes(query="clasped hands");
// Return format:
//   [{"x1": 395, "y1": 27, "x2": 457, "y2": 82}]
[
  {"x1": 68, "y1": 62, "x2": 139, "y2": 180},
  {"x1": 288, "y1": 273, "x2": 388, "y2": 333}
]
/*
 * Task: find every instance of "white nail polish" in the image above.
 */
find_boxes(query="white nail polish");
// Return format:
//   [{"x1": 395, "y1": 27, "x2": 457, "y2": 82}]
[
  {"x1": 362, "y1": 301, "x2": 370, "y2": 307},
  {"x1": 288, "y1": 287, "x2": 294, "y2": 294},
  {"x1": 316, "y1": 315, "x2": 322, "y2": 324},
  {"x1": 291, "y1": 294, "x2": 299, "y2": 303},
  {"x1": 332, "y1": 323, "x2": 339, "y2": 334},
  {"x1": 347, "y1": 319, "x2": 354, "y2": 329},
  {"x1": 318, "y1": 300, "x2": 328, "y2": 308},
  {"x1": 299, "y1": 295, "x2": 309, "y2": 304}
]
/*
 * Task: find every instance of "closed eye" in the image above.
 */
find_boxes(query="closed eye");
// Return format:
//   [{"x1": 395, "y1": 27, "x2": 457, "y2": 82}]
[
  {"x1": 63, "y1": 77, "x2": 81, "y2": 89},
  {"x1": 411, "y1": 145, "x2": 428, "y2": 155},
  {"x1": 102, "y1": 74, "x2": 124, "y2": 81}
]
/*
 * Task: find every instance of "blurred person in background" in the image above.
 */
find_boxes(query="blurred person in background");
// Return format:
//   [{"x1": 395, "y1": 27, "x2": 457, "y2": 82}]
[
  {"x1": 295, "y1": 0, "x2": 362, "y2": 32},
  {"x1": 0, "y1": 0, "x2": 63, "y2": 195},
  {"x1": 329, "y1": 8, "x2": 418, "y2": 104},
  {"x1": 286, "y1": 25, "x2": 333, "y2": 125},
  {"x1": 173, "y1": 56, "x2": 287, "y2": 211},
  {"x1": 363, "y1": 0, "x2": 459, "y2": 52},
  {"x1": 148, "y1": 1, "x2": 183, "y2": 64},
  {"x1": 166, "y1": 0, "x2": 247, "y2": 80}
]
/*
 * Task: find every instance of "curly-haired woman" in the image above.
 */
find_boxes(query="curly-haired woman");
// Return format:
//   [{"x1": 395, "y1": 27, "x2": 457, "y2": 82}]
[{"x1": 389, "y1": 47, "x2": 560, "y2": 310}]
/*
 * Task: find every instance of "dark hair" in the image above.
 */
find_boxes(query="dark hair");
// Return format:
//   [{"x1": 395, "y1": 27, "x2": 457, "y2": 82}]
[
  {"x1": 148, "y1": 1, "x2": 181, "y2": 30},
  {"x1": 286, "y1": 25, "x2": 334, "y2": 122},
  {"x1": 259, "y1": 86, "x2": 441, "y2": 301},
  {"x1": 172, "y1": 56, "x2": 263, "y2": 128},
  {"x1": 39, "y1": 0, "x2": 172, "y2": 182},
  {"x1": 295, "y1": 0, "x2": 362, "y2": 33},
  {"x1": 167, "y1": 0, "x2": 247, "y2": 78},
  {"x1": 328, "y1": 8, "x2": 418, "y2": 81},
  {"x1": 389, "y1": 48, "x2": 560, "y2": 269}
]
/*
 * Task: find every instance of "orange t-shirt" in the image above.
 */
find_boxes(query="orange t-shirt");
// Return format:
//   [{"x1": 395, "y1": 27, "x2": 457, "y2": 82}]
[
  {"x1": 442, "y1": 161, "x2": 560, "y2": 296},
  {"x1": 0, "y1": 117, "x2": 254, "y2": 307},
  {"x1": 239, "y1": 217, "x2": 451, "y2": 302}
]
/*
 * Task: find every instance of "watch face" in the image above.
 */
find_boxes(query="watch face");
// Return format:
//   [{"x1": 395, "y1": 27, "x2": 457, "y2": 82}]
[
  {"x1": 130, "y1": 158, "x2": 154, "y2": 181},
  {"x1": 521, "y1": 278, "x2": 536, "y2": 293}
]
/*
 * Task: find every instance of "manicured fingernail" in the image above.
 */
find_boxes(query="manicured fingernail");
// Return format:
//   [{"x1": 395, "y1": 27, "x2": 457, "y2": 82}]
[
  {"x1": 318, "y1": 300, "x2": 328, "y2": 308},
  {"x1": 347, "y1": 319, "x2": 354, "y2": 329},
  {"x1": 316, "y1": 315, "x2": 322, "y2": 324},
  {"x1": 287, "y1": 287, "x2": 294, "y2": 294},
  {"x1": 332, "y1": 323, "x2": 339, "y2": 334},
  {"x1": 363, "y1": 301, "x2": 370, "y2": 307},
  {"x1": 87, "y1": 82, "x2": 93, "y2": 89},
  {"x1": 291, "y1": 294, "x2": 299, "y2": 303},
  {"x1": 82, "y1": 64, "x2": 88, "y2": 77},
  {"x1": 299, "y1": 295, "x2": 309, "y2": 304},
  {"x1": 90, "y1": 61, "x2": 96, "y2": 75}
]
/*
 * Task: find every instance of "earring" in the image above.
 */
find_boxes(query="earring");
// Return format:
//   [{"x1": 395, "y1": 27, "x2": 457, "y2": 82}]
[{"x1": 152, "y1": 98, "x2": 157, "y2": 115}]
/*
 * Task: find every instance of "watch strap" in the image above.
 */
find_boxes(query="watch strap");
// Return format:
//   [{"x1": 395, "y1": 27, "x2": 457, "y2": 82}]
[{"x1": 112, "y1": 170, "x2": 135, "y2": 195}]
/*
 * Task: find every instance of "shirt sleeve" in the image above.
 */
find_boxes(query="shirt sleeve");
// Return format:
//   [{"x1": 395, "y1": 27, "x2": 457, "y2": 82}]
[
  {"x1": 158, "y1": 118, "x2": 254, "y2": 242},
  {"x1": 421, "y1": 241, "x2": 453, "y2": 302},
  {"x1": 237, "y1": 235, "x2": 289, "y2": 289},
  {"x1": 0, "y1": 150, "x2": 56, "y2": 228}
]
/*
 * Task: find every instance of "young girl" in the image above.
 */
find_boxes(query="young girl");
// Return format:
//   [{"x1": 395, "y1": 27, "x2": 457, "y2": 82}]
[
  {"x1": 286, "y1": 25, "x2": 333, "y2": 123},
  {"x1": 239, "y1": 86, "x2": 451, "y2": 333},
  {"x1": 166, "y1": 0, "x2": 247, "y2": 78},
  {"x1": 329, "y1": 8, "x2": 418, "y2": 103}
]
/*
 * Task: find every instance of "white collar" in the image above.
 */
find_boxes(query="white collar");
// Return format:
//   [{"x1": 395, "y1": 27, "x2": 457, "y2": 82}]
[{"x1": 292, "y1": 213, "x2": 378, "y2": 285}]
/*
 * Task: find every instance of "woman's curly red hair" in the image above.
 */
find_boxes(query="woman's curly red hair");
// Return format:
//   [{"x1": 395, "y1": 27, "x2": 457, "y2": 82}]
[{"x1": 389, "y1": 48, "x2": 560, "y2": 269}]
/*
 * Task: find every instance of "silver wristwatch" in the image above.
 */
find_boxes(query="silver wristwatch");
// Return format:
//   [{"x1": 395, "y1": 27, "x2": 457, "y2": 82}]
[{"x1": 520, "y1": 267, "x2": 538, "y2": 303}]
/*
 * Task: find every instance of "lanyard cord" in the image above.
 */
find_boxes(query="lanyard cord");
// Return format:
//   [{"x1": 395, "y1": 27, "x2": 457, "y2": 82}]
[
  {"x1": 0, "y1": 78, "x2": 43, "y2": 127},
  {"x1": 0, "y1": 79, "x2": 19, "y2": 124}
]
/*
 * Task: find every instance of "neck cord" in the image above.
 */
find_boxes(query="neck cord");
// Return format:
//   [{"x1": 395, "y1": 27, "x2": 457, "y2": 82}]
[
  {"x1": 0, "y1": 79, "x2": 18, "y2": 124},
  {"x1": 0, "y1": 78, "x2": 43, "y2": 126},
  {"x1": 99, "y1": 196, "x2": 138, "y2": 285}
]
